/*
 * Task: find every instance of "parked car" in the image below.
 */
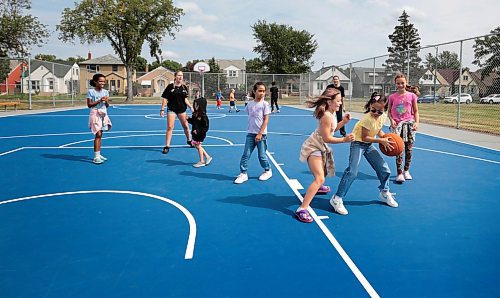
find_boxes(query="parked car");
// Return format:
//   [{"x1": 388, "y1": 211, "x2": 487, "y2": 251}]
[
  {"x1": 417, "y1": 94, "x2": 439, "y2": 103},
  {"x1": 443, "y1": 93, "x2": 472, "y2": 104},
  {"x1": 480, "y1": 94, "x2": 500, "y2": 104}
]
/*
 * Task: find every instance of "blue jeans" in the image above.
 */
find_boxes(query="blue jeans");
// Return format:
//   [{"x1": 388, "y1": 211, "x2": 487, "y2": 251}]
[
  {"x1": 336, "y1": 141, "x2": 391, "y2": 198},
  {"x1": 239, "y1": 133, "x2": 270, "y2": 173}
]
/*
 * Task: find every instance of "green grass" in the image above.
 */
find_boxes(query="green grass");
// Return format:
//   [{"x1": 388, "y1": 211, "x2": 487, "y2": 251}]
[{"x1": 3, "y1": 95, "x2": 499, "y2": 136}]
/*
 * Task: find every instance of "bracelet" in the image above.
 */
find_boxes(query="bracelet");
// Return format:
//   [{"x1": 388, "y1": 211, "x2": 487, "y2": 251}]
[{"x1": 160, "y1": 109, "x2": 164, "y2": 111}]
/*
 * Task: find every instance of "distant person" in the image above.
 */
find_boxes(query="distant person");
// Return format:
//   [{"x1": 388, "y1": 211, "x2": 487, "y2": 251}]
[
  {"x1": 187, "y1": 96, "x2": 212, "y2": 168},
  {"x1": 160, "y1": 70, "x2": 194, "y2": 154},
  {"x1": 330, "y1": 92, "x2": 398, "y2": 215},
  {"x1": 244, "y1": 91, "x2": 252, "y2": 107},
  {"x1": 296, "y1": 88, "x2": 354, "y2": 223},
  {"x1": 87, "y1": 73, "x2": 112, "y2": 164},
  {"x1": 215, "y1": 89, "x2": 224, "y2": 109},
  {"x1": 327, "y1": 75, "x2": 346, "y2": 136},
  {"x1": 387, "y1": 74, "x2": 420, "y2": 183},
  {"x1": 270, "y1": 81, "x2": 280, "y2": 113},
  {"x1": 228, "y1": 88, "x2": 240, "y2": 112},
  {"x1": 234, "y1": 82, "x2": 272, "y2": 184}
]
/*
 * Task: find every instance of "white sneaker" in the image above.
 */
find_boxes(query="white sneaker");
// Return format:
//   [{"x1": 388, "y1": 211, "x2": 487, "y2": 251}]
[
  {"x1": 404, "y1": 171, "x2": 413, "y2": 180},
  {"x1": 205, "y1": 156, "x2": 213, "y2": 165},
  {"x1": 330, "y1": 195, "x2": 348, "y2": 215},
  {"x1": 92, "y1": 156, "x2": 104, "y2": 164},
  {"x1": 379, "y1": 191, "x2": 399, "y2": 208},
  {"x1": 258, "y1": 170, "x2": 272, "y2": 181},
  {"x1": 193, "y1": 161, "x2": 206, "y2": 168},
  {"x1": 99, "y1": 155, "x2": 107, "y2": 161},
  {"x1": 234, "y1": 173, "x2": 248, "y2": 184},
  {"x1": 396, "y1": 173, "x2": 405, "y2": 183}
]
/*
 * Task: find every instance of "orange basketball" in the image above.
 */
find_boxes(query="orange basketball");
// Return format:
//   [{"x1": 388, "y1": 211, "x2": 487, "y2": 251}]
[{"x1": 379, "y1": 133, "x2": 404, "y2": 156}]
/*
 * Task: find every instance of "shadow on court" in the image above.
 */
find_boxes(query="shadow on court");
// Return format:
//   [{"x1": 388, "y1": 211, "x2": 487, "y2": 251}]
[
  {"x1": 147, "y1": 159, "x2": 193, "y2": 166},
  {"x1": 218, "y1": 193, "x2": 297, "y2": 217},
  {"x1": 179, "y1": 170, "x2": 235, "y2": 181},
  {"x1": 41, "y1": 153, "x2": 93, "y2": 163}
]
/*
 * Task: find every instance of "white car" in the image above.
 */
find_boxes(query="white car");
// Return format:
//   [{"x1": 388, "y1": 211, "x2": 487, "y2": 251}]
[
  {"x1": 480, "y1": 94, "x2": 500, "y2": 104},
  {"x1": 443, "y1": 93, "x2": 473, "y2": 104}
]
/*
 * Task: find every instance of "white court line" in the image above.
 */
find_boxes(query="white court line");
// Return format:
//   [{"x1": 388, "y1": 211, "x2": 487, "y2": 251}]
[
  {"x1": 266, "y1": 151, "x2": 380, "y2": 298},
  {"x1": 59, "y1": 134, "x2": 235, "y2": 148},
  {"x1": 0, "y1": 147, "x2": 24, "y2": 157},
  {"x1": 414, "y1": 146, "x2": 500, "y2": 164},
  {"x1": 0, "y1": 190, "x2": 197, "y2": 259}
]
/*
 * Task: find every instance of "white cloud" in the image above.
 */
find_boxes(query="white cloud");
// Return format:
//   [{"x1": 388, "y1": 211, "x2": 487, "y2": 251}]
[
  {"x1": 160, "y1": 51, "x2": 180, "y2": 59},
  {"x1": 367, "y1": 0, "x2": 389, "y2": 7},
  {"x1": 178, "y1": 2, "x2": 218, "y2": 22},
  {"x1": 179, "y1": 25, "x2": 226, "y2": 42}
]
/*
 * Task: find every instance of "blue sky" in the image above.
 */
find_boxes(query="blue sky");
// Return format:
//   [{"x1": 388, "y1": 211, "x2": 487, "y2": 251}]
[{"x1": 31, "y1": 0, "x2": 499, "y2": 70}]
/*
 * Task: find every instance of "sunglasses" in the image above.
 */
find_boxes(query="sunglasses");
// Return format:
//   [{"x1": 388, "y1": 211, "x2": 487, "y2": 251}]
[{"x1": 370, "y1": 108, "x2": 384, "y2": 115}]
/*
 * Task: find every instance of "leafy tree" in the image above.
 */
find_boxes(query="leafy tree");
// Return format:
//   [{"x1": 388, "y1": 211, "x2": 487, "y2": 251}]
[
  {"x1": 34, "y1": 54, "x2": 57, "y2": 61},
  {"x1": 0, "y1": 0, "x2": 49, "y2": 57},
  {"x1": 57, "y1": 0, "x2": 183, "y2": 101},
  {"x1": 66, "y1": 56, "x2": 86, "y2": 64},
  {"x1": 245, "y1": 58, "x2": 265, "y2": 73},
  {"x1": 424, "y1": 50, "x2": 460, "y2": 70},
  {"x1": 205, "y1": 57, "x2": 226, "y2": 97},
  {"x1": 0, "y1": 54, "x2": 9, "y2": 82},
  {"x1": 473, "y1": 27, "x2": 500, "y2": 78},
  {"x1": 149, "y1": 59, "x2": 182, "y2": 71},
  {"x1": 384, "y1": 11, "x2": 421, "y2": 83},
  {"x1": 133, "y1": 56, "x2": 148, "y2": 72},
  {"x1": 252, "y1": 20, "x2": 317, "y2": 74}
]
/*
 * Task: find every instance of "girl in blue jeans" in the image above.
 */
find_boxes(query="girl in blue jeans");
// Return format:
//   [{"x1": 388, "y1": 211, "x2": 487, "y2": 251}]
[
  {"x1": 234, "y1": 82, "x2": 272, "y2": 184},
  {"x1": 330, "y1": 92, "x2": 399, "y2": 215}
]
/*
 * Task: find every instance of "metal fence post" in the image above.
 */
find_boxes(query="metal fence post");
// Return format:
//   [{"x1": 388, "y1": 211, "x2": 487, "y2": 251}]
[
  {"x1": 373, "y1": 58, "x2": 376, "y2": 94},
  {"x1": 349, "y1": 63, "x2": 352, "y2": 110},
  {"x1": 52, "y1": 63, "x2": 56, "y2": 107},
  {"x1": 28, "y1": 56, "x2": 32, "y2": 110},
  {"x1": 433, "y1": 46, "x2": 438, "y2": 103},
  {"x1": 457, "y1": 40, "x2": 463, "y2": 129}
]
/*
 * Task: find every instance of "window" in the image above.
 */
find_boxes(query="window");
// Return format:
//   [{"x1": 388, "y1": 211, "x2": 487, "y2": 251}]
[
  {"x1": 86, "y1": 65, "x2": 100, "y2": 72},
  {"x1": 317, "y1": 82, "x2": 323, "y2": 91},
  {"x1": 48, "y1": 79, "x2": 54, "y2": 91},
  {"x1": 463, "y1": 75, "x2": 469, "y2": 81},
  {"x1": 424, "y1": 74, "x2": 434, "y2": 80},
  {"x1": 31, "y1": 80, "x2": 40, "y2": 90},
  {"x1": 227, "y1": 70, "x2": 237, "y2": 77},
  {"x1": 112, "y1": 65, "x2": 118, "y2": 72},
  {"x1": 117, "y1": 80, "x2": 120, "y2": 88}
]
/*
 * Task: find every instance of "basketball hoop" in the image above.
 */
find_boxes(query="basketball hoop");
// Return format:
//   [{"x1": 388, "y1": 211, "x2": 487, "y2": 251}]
[{"x1": 193, "y1": 62, "x2": 210, "y2": 73}]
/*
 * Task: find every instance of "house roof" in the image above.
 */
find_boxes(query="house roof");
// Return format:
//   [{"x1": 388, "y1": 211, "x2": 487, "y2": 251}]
[
  {"x1": 136, "y1": 66, "x2": 174, "y2": 81},
  {"x1": 24, "y1": 60, "x2": 74, "y2": 78},
  {"x1": 471, "y1": 70, "x2": 500, "y2": 93},
  {"x1": 352, "y1": 67, "x2": 394, "y2": 84},
  {"x1": 215, "y1": 59, "x2": 246, "y2": 71},
  {"x1": 80, "y1": 54, "x2": 124, "y2": 65},
  {"x1": 436, "y1": 69, "x2": 460, "y2": 85}
]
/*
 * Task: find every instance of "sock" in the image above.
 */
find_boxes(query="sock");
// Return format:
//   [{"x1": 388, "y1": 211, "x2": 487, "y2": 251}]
[
  {"x1": 95, "y1": 151, "x2": 100, "y2": 158},
  {"x1": 296, "y1": 207, "x2": 306, "y2": 212}
]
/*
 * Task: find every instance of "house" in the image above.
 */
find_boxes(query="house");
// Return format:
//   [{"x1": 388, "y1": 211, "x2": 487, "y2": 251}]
[
  {"x1": 310, "y1": 67, "x2": 351, "y2": 96},
  {"x1": 351, "y1": 67, "x2": 394, "y2": 98},
  {"x1": 215, "y1": 59, "x2": 246, "y2": 89},
  {"x1": 418, "y1": 69, "x2": 450, "y2": 97},
  {"x1": 79, "y1": 53, "x2": 134, "y2": 95},
  {"x1": 0, "y1": 60, "x2": 26, "y2": 95},
  {"x1": 21, "y1": 60, "x2": 80, "y2": 95},
  {"x1": 136, "y1": 66, "x2": 175, "y2": 97},
  {"x1": 451, "y1": 69, "x2": 479, "y2": 99},
  {"x1": 471, "y1": 71, "x2": 500, "y2": 97}
]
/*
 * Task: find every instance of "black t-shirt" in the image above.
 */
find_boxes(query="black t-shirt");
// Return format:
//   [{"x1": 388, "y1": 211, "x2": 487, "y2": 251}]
[
  {"x1": 326, "y1": 84, "x2": 345, "y2": 98},
  {"x1": 270, "y1": 86, "x2": 279, "y2": 99},
  {"x1": 162, "y1": 83, "x2": 189, "y2": 113}
]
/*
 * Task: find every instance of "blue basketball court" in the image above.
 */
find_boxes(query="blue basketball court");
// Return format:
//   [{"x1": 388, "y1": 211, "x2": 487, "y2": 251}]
[{"x1": 1, "y1": 104, "x2": 499, "y2": 297}]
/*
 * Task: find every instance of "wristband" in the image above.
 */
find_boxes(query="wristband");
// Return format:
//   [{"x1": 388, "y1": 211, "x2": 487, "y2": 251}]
[{"x1": 160, "y1": 109, "x2": 164, "y2": 111}]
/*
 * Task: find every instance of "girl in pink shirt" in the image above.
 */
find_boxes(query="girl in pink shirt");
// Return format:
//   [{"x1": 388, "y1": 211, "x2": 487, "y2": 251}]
[{"x1": 387, "y1": 74, "x2": 420, "y2": 183}]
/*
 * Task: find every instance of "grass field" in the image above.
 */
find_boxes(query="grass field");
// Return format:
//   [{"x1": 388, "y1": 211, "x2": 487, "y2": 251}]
[{"x1": 2, "y1": 95, "x2": 499, "y2": 136}]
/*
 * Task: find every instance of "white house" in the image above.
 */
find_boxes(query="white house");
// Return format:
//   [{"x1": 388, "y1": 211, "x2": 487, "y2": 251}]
[
  {"x1": 22, "y1": 60, "x2": 79, "y2": 95},
  {"x1": 215, "y1": 59, "x2": 246, "y2": 89},
  {"x1": 312, "y1": 67, "x2": 351, "y2": 96}
]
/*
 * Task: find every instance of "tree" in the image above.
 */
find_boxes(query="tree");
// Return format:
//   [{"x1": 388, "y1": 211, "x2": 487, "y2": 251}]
[
  {"x1": 424, "y1": 50, "x2": 460, "y2": 70},
  {"x1": 384, "y1": 11, "x2": 421, "y2": 83},
  {"x1": 149, "y1": 59, "x2": 182, "y2": 71},
  {"x1": 205, "y1": 57, "x2": 226, "y2": 96},
  {"x1": 0, "y1": 0, "x2": 49, "y2": 57},
  {"x1": 473, "y1": 27, "x2": 500, "y2": 78},
  {"x1": 57, "y1": 0, "x2": 183, "y2": 101},
  {"x1": 133, "y1": 56, "x2": 148, "y2": 72},
  {"x1": 252, "y1": 20, "x2": 317, "y2": 74},
  {"x1": 66, "y1": 56, "x2": 86, "y2": 64},
  {"x1": 245, "y1": 58, "x2": 265, "y2": 73},
  {"x1": 34, "y1": 54, "x2": 57, "y2": 61}
]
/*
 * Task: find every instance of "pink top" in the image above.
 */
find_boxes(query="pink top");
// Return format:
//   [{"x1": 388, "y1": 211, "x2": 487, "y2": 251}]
[{"x1": 387, "y1": 92, "x2": 418, "y2": 124}]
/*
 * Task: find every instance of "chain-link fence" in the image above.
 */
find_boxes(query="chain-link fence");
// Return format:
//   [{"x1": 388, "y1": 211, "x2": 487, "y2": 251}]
[{"x1": 302, "y1": 33, "x2": 500, "y2": 135}]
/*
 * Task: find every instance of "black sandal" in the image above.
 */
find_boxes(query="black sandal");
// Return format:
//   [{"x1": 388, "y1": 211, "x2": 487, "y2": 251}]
[
  {"x1": 187, "y1": 140, "x2": 194, "y2": 148},
  {"x1": 162, "y1": 146, "x2": 170, "y2": 154}
]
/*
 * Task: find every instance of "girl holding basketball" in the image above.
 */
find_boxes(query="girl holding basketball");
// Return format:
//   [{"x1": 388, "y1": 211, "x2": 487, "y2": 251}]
[
  {"x1": 87, "y1": 73, "x2": 112, "y2": 164},
  {"x1": 160, "y1": 70, "x2": 194, "y2": 154},
  {"x1": 387, "y1": 74, "x2": 420, "y2": 183},
  {"x1": 295, "y1": 87, "x2": 354, "y2": 223},
  {"x1": 330, "y1": 92, "x2": 398, "y2": 215}
]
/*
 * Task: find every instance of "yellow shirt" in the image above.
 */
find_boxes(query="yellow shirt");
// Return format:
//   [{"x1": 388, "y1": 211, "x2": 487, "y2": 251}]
[{"x1": 352, "y1": 113, "x2": 387, "y2": 142}]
